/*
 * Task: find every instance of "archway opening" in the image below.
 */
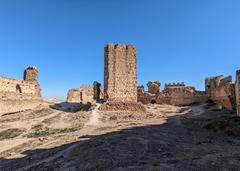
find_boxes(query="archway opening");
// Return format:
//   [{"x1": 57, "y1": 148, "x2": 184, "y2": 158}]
[
  {"x1": 151, "y1": 100, "x2": 156, "y2": 104},
  {"x1": 16, "y1": 84, "x2": 22, "y2": 93}
]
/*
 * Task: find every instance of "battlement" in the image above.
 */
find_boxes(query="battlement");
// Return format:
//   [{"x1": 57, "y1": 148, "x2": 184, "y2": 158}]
[
  {"x1": 137, "y1": 85, "x2": 144, "y2": 90},
  {"x1": 25, "y1": 66, "x2": 38, "y2": 71},
  {"x1": 165, "y1": 82, "x2": 185, "y2": 88},
  {"x1": 105, "y1": 43, "x2": 136, "y2": 51},
  {"x1": 24, "y1": 66, "x2": 39, "y2": 82}
]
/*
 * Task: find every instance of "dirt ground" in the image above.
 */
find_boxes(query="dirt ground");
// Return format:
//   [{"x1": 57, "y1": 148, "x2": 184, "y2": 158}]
[{"x1": 0, "y1": 102, "x2": 240, "y2": 170}]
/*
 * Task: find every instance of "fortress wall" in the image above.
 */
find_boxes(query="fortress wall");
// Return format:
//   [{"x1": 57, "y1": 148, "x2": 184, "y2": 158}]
[
  {"x1": 138, "y1": 82, "x2": 207, "y2": 106},
  {"x1": 236, "y1": 70, "x2": 240, "y2": 116},
  {"x1": 205, "y1": 76, "x2": 236, "y2": 111},
  {"x1": 67, "y1": 85, "x2": 103, "y2": 104},
  {"x1": 0, "y1": 77, "x2": 37, "y2": 95},
  {"x1": 0, "y1": 67, "x2": 42, "y2": 116}
]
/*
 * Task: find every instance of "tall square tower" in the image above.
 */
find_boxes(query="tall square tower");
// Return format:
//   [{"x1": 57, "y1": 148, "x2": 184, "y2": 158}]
[{"x1": 104, "y1": 44, "x2": 137, "y2": 103}]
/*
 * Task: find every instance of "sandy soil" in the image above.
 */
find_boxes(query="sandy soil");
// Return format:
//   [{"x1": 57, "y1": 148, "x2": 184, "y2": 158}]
[{"x1": 0, "y1": 102, "x2": 240, "y2": 170}]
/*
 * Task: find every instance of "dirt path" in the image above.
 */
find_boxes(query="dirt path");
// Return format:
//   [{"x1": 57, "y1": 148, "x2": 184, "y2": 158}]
[{"x1": 84, "y1": 103, "x2": 101, "y2": 127}]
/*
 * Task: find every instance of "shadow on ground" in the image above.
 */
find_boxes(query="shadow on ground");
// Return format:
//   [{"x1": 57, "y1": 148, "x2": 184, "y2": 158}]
[
  {"x1": 50, "y1": 102, "x2": 92, "y2": 112},
  {"x1": 1, "y1": 105, "x2": 240, "y2": 170}
]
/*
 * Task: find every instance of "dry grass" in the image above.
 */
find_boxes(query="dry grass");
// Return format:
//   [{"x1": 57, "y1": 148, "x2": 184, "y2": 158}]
[
  {"x1": 26, "y1": 124, "x2": 82, "y2": 138},
  {"x1": 0, "y1": 128, "x2": 24, "y2": 140}
]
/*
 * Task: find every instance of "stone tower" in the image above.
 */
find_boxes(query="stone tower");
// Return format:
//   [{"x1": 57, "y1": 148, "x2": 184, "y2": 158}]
[
  {"x1": 104, "y1": 43, "x2": 137, "y2": 103},
  {"x1": 24, "y1": 66, "x2": 41, "y2": 97},
  {"x1": 24, "y1": 66, "x2": 38, "y2": 82}
]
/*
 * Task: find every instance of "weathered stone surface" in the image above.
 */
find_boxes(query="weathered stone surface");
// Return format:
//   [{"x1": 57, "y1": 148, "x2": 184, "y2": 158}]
[
  {"x1": 0, "y1": 66, "x2": 42, "y2": 115},
  {"x1": 67, "y1": 84, "x2": 103, "y2": 104},
  {"x1": 205, "y1": 75, "x2": 236, "y2": 111},
  {"x1": 236, "y1": 70, "x2": 240, "y2": 116},
  {"x1": 104, "y1": 44, "x2": 137, "y2": 103},
  {"x1": 93, "y1": 81, "x2": 101, "y2": 101},
  {"x1": 99, "y1": 101, "x2": 146, "y2": 113},
  {"x1": 137, "y1": 85, "x2": 157, "y2": 104},
  {"x1": 147, "y1": 81, "x2": 160, "y2": 94},
  {"x1": 67, "y1": 89, "x2": 82, "y2": 103},
  {"x1": 138, "y1": 82, "x2": 207, "y2": 106},
  {"x1": 24, "y1": 66, "x2": 38, "y2": 82}
]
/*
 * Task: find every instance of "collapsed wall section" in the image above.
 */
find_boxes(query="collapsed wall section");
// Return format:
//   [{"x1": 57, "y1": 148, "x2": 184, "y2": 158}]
[
  {"x1": 236, "y1": 70, "x2": 240, "y2": 116},
  {"x1": 138, "y1": 81, "x2": 207, "y2": 106},
  {"x1": 0, "y1": 77, "x2": 38, "y2": 95},
  {"x1": 205, "y1": 75, "x2": 236, "y2": 111},
  {"x1": 67, "y1": 84, "x2": 103, "y2": 104}
]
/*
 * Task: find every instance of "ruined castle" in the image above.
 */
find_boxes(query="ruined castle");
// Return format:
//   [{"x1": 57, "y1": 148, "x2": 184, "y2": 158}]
[
  {"x1": 0, "y1": 42, "x2": 239, "y2": 117},
  {"x1": 0, "y1": 66, "x2": 42, "y2": 115},
  {"x1": 64, "y1": 43, "x2": 240, "y2": 115}
]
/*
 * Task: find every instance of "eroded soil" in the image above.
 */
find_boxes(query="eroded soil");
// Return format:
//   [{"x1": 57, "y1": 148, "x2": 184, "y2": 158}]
[{"x1": 0, "y1": 102, "x2": 240, "y2": 170}]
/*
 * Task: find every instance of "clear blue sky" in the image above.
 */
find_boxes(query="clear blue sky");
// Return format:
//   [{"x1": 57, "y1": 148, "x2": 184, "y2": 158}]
[{"x1": 0, "y1": 0, "x2": 240, "y2": 99}]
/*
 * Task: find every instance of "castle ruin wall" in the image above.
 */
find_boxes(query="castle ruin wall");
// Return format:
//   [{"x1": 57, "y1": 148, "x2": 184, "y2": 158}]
[
  {"x1": 205, "y1": 75, "x2": 236, "y2": 111},
  {"x1": 104, "y1": 44, "x2": 137, "y2": 103},
  {"x1": 236, "y1": 70, "x2": 240, "y2": 116},
  {"x1": 0, "y1": 67, "x2": 42, "y2": 116}
]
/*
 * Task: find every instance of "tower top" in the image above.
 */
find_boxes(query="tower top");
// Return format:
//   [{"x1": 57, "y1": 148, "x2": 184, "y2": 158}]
[{"x1": 24, "y1": 66, "x2": 39, "y2": 82}]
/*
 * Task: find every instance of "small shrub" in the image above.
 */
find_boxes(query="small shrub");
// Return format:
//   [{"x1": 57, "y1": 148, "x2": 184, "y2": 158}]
[
  {"x1": 26, "y1": 124, "x2": 81, "y2": 138},
  {"x1": 27, "y1": 124, "x2": 50, "y2": 138}
]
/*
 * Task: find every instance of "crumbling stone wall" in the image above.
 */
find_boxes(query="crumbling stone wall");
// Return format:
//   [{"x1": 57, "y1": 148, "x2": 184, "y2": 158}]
[
  {"x1": 0, "y1": 66, "x2": 42, "y2": 115},
  {"x1": 162, "y1": 83, "x2": 206, "y2": 105},
  {"x1": 67, "y1": 89, "x2": 82, "y2": 103},
  {"x1": 147, "y1": 81, "x2": 160, "y2": 94},
  {"x1": 104, "y1": 44, "x2": 137, "y2": 103},
  {"x1": 138, "y1": 81, "x2": 207, "y2": 106},
  {"x1": 67, "y1": 84, "x2": 103, "y2": 104},
  {"x1": 93, "y1": 81, "x2": 101, "y2": 101},
  {"x1": 137, "y1": 85, "x2": 156, "y2": 104},
  {"x1": 205, "y1": 75, "x2": 236, "y2": 111},
  {"x1": 236, "y1": 70, "x2": 240, "y2": 116},
  {"x1": 0, "y1": 77, "x2": 37, "y2": 95}
]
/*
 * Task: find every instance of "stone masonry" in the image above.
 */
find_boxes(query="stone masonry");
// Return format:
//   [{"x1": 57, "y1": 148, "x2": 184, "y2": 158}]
[
  {"x1": 104, "y1": 44, "x2": 137, "y2": 103},
  {"x1": 67, "y1": 83, "x2": 103, "y2": 104},
  {"x1": 0, "y1": 66, "x2": 42, "y2": 115},
  {"x1": 93, "y1": 81, "x2": 101, "y2": 101},
  {"x1": 138, "y1": 81, "x2": 207, "y2": 106},
  {"x1": 147, "y1": 81, "x2": 160, "y2": 94},
  {"x1": 236, "y1": 70, "x2": 240, "y2": 116},
  {"x1": 205, "y1": 75, "x2": 236, "y2": 111}
]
